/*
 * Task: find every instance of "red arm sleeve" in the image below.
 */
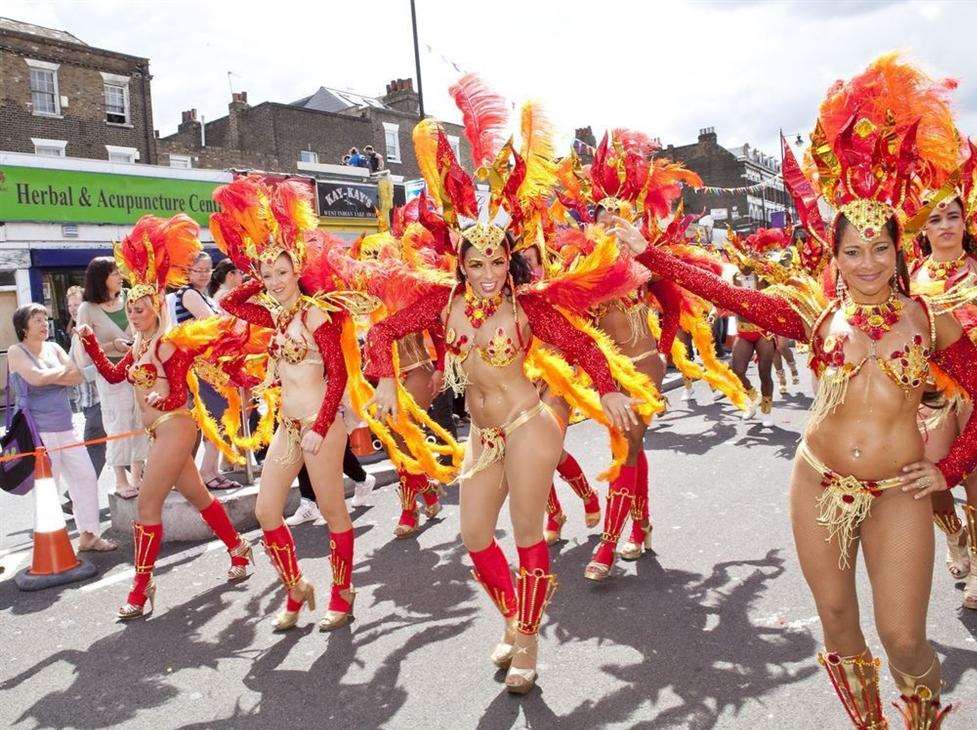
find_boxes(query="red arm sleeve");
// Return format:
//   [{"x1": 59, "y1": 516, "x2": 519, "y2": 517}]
[
  {"x1": 219, "y1": 279, "x2": 275, "y2": 329},
  {"x1": 520, "y1": 294, "x2": 618, "y2": 396},
  {"x1": 648, "y1": 281, "x2": 682, "y2": 355},
  {"x1": 363, "y1": 289, "x2": 450, "y2": 379},
  {"x1": 80, "y1": 331, "x2": 133, "y2": 384},
  {"x1": 636, "y1": 245, "x2": 809, "y2": 342},
  {"x1": 154, "y1": 347, "x2": 194, "y2": 412},
  {"x1": 310, "y1": 316, "x2": 347, "y2": 437},
  {"x1": 931, "y1": 334, "x2": 977, "y2": 487}
]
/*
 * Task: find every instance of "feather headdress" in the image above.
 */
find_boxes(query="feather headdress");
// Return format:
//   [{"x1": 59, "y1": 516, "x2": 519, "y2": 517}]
[
  {"x1": 115, "y1": 214, "x2": 201, "y2": 308},
  {"x1": 788, "y1": 53, "x2": 961, "y2": 246},
  {"x1": 209, "y1": 174, "x2": 318, "y2": 277}
]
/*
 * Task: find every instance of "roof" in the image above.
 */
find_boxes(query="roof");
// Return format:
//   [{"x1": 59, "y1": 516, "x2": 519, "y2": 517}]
[
  {"x1": 291, "y1": 86, "x2": 391, "y2": 113},
  {"x1": 0, "y1": 17, "x2": 87, "y2": 45}
]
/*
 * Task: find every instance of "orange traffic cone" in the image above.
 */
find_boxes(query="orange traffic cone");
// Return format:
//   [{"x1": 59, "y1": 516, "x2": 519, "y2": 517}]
[{"x1": 15, "y1": 448, "x2": 98, "y2": 590}]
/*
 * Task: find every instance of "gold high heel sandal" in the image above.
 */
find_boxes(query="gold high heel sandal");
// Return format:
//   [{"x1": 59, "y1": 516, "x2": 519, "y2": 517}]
[
  {"x1": 424, "y1": 501, "x2": 443, "y2": 520},
  {"x1": 505, "y1": 638, "x2": 539, "y2": 695},
  {"x1": 227, "y1": 540, "x2": 254, "y2": 583},
  {"x1": 544, "y1": 512, "x2": 567, "y2": 546},
  {"x1": 118, "y1": 580, "x2": 156, "y2": 621},
  {"x1": 584, "y1": 555, "x2": 613, "y2": 581},
  {"x1": 491, "y1": 620, "x2": 518, "y2": 668},
  {"x1": 319, "y1": 589, "x2": 356, "y2": 631},
  {"x1": 273, "y1": 580, "x2": 316, "y2": 632},
  {"x1": 619, "y1": 523, "x2": 653, "y2": 561}
]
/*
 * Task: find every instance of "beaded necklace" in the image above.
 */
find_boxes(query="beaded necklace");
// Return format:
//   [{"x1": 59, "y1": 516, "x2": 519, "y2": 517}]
[{"x1": 842, "y1": 290, "x2": 903, "y2": 341}]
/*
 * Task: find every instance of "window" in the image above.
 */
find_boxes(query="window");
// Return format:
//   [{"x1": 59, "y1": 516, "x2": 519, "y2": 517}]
[
  {"x1": 106, "y1": 145, "x2": 139, "y2": 164},
  {"x1": 299, "y1": 149, "x2": 318, "y2": 163},
  {"x1": 26, "y1": 59, "x2": 60, "y2": 116},
  {"x1": 447, "y1": 135, "x2": 461, "y2": 160},
  {"x1": 383, "y1": 122, "x2": 401, "y2": 163},
  {"x1": 32, "y1": 137, "x2": 67, "y2": 157},
  {"x1": 168, "y1": 154, "x2": 192, "y2": 169},
  {"x1": 101, "y1": 73, "x2": 131, "y2": 124}
]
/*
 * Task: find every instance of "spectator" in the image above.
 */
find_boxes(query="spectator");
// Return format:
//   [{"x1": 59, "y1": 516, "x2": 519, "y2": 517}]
[
  {"x1": 76, "y1": 257, "x2": 147, "y2": 499},
  {"x1": 208, "y1": 258, "x2": 244, "y2": 308},
  {"x1": 342, "y1": 154, "x2": 352, "y2": 165},
  {"x1": 66, "y1": 285, "x2": 106, "y2": 482},
  {"x1": 174, "y1": 252, "x2": 236, "y2": 490},
  {"x1": 348, "y1": 147, "x2": 368, "y2": 169},
  {"x1": 363, "y1": 145, "x2": 383, "y2": 173},
  {"x1": 8, "y1": 304, "x2": 117, "y2": 552}
]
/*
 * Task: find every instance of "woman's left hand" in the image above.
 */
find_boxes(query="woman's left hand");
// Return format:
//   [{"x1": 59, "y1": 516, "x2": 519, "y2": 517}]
[
  {"x1": 301, "y1": 429, "x2": 324, "y2": 455},
  {"x1": 899, "y1": 460, "x2": 948, "y2": 499},
  {"x1": 608, "y1": 216, "x2": 648, "y2": 255},
  {"x1": 600, "y1": 392, "x2": 640, "y2": 431}
]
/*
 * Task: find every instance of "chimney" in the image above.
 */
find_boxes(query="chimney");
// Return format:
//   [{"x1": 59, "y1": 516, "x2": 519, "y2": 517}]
[
  {"x1": 177, "y1": 108, "x2": 202, "y2": 145},
  {"x1": 698, "y1": 127, "x2": 717, "y2": 145},
  {"x1": 227, "y1": 91, "x2": 249, "y2": 149},
  {"x1": 381, "y1": 78, "x2": 419, "y2": 115}
]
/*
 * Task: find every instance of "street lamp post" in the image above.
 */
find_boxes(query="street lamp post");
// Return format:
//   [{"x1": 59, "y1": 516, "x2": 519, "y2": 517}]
[{"x1": 410, "y1": 0, "x2": 425, "y2": 119}]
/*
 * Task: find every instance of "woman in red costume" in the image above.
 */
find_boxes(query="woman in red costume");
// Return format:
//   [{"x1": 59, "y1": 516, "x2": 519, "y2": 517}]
[
  {"x1": 518, "y1": 237, "x2": 603, "y2": 545},
  {"x1": 212, "y1": 175, "x2": 377, "y2": 632},
  {"x1": 78, "y1": 215, "x2": 252, "y2": 621},
  {"x1": 364, "y1": 92, "x2": 650, "y2": 692},
  {"x1": 910, "y1": 157, "x2": 977, "y2": 609},
  {"x1": 612, "y1": 55, "x2": 974, "y2": 728},
  {"x1": 351, "y1": 224, "x2": 447, "y2": 539},
  {"x1": 558, "y1": 133, "x2": 743, "y2": 574}
]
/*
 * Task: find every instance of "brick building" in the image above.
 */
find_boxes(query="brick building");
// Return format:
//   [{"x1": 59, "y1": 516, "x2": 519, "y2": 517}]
[
  {"x1": 157, "y1": 78, "x2": 471, "y2": 178},
  {"x1": 663, "y1": 127, "x2": 792, "y2": 234},
  {"x1": 0, "y1": 17, "x2": 156, "y2": 165}
]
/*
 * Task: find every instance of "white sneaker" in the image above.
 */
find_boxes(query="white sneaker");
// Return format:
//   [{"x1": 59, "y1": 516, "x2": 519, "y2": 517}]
[
  {"x1": 350, "y1": 473, "x2": 376, "y2": 508},
  {"x1": 761, "y1": 415, "x2": 774, "y2": 428},
  {"x1": 286, "y1": 498, "x2": 322, "y2": 526}
]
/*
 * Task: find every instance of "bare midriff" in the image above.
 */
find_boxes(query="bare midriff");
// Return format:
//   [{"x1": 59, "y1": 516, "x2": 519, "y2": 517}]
[{"x1": 445, "y1": 297, "x2": 540, "y2": 429}]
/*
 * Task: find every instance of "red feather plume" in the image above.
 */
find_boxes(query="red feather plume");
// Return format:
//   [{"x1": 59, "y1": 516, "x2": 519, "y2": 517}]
[{"x1": 449, "y1": 73, "x2": 509, "y2": 169}]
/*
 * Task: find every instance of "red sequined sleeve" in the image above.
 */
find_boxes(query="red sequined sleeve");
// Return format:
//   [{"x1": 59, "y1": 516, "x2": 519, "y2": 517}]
[
  {"x1": 931, "y1": 335, "x2": 977, "y2": 487},
  {"x1": 364, "y1": 289, "x2": 451, "y2": 379},
  {"x1": 636, "y1": 245, "x2": 809, "y2": 342},
  {"x1": 219, "y1": 279, "x2": 275, "y2": 329},
  {"x1": 520, "y1": 294, "x2": 618, "y2": 396},
  {"x1": 154, "y1": 346, "x2": 194, "y2": 412},
  {"x1": 80, "y1": 331, "x2": 133, "y2": 384},
  {"x1": 648, "y1": 281, "x2": 682, "y2": 355},
  {"x1": 310, "y1": 315, "x2": 347, "y2": 437}
]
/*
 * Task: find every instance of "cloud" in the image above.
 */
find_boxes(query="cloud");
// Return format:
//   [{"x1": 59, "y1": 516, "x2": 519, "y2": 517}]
[{"x1": 4, "y1": 0, "x2": 976, "y2": 162}]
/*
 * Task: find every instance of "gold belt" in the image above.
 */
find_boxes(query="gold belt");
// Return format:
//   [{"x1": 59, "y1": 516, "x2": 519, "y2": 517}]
[
  {"x1": 146, "y1": 409, "x2": 194, "y2": 440},
  {"x1": 798, "y1": 440, "x2": 902, "y2": 570},
  {"x1": 461, "y1": 401, "x2": 550, "y2": 483}
]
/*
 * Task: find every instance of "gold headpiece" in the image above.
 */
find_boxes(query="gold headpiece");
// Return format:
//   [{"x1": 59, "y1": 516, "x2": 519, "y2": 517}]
[
  {"x1": 115, "y1": 214, "x2": 201, "y2": 311},
  {"x1": 836, "y1": 199, "x2": 896, "y2": 241},
  {"x1": 461, "y1": 222, "x2": 507, "y2": 257}
]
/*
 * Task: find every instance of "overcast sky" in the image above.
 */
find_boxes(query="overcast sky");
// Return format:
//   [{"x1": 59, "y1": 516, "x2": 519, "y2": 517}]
[{"x1": 7, "y1": 0, "x2": 977, "y2": 159}]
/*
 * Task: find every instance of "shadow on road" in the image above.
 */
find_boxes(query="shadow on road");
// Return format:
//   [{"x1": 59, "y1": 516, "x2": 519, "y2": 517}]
[
  {"x1": 478, "y1": 545, "x2": 819, "y2": 730},
  {"x1": 0, "y1": 579, "x2": 270, "y2": 728}
]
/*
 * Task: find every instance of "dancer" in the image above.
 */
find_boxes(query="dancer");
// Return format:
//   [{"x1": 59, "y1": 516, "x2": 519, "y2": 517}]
[
  {"x1": 352, "y1": 229, "x2": 445, "y2": 538},
  {"x1": 78, "y1": 215, "x2": 252, "y2": 621},
  {"x1": 364, "y1": 85, "x2": 655, "y2": 692},
  {"x1": 613, "y1": 55, "x2": 974, "y2": 727},
  {"x1": 519, "y1": 240, "x2": 602, "y2": 544},
  {"x1": 213, "y1": 175, "x2": 376, "y2": 632},
  {"x1": 911, "y1": 166, "x2": 977, "y2": 609}
]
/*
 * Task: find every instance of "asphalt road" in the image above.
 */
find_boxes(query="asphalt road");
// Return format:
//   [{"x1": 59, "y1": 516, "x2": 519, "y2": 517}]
[{"x1": 1, "y1": 367, "x2": 975, "y2": 729}]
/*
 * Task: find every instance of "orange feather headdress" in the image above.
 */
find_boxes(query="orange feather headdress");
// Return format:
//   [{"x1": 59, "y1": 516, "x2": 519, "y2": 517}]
[
  {"x1": 786, "y1": 53, "x2": 961, "y2": 249},
  {"x1": 115, "y1": 214, "x2": 201, "y2": 309},
  {"x1": 209, "y1": 174, "x2": 319, "y2": 277}
]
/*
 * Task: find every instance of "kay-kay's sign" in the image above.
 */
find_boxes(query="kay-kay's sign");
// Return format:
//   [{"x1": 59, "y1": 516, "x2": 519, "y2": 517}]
[{"x1": 316, "y1": 181, "x2": 379, "y2": 219}]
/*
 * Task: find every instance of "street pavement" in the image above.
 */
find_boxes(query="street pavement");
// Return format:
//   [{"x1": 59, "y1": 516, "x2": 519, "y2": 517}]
[{"x1": 1, "y1": 365, "x2": 975, "y2": 729}]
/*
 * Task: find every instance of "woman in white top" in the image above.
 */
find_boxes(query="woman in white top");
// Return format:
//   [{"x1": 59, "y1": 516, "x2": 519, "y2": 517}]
[{"x1": 75, "y1": 257, "x2": 148, "y2": 498}]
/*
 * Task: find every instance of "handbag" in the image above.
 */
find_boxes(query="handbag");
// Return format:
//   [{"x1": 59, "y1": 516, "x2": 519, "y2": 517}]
[{"x1": 0, "y1": 351, "x2": 40, "y2": 495}]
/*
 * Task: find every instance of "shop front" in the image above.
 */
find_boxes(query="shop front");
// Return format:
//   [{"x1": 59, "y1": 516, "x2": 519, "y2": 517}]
[{"x1": 0, "y1": 151, "x2": 232, "y2": 352}]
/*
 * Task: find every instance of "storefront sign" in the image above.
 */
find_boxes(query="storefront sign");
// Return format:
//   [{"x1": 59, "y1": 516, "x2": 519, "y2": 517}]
[
  {"x1": 0, "y1": 165, "x2": 222, "y2": 225},
  {"x1": 316, "y1": 181, "x2": 379, "y2": 219}
]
